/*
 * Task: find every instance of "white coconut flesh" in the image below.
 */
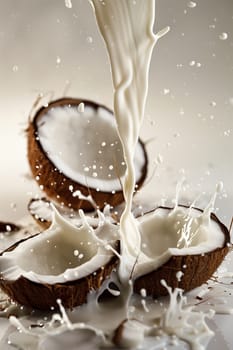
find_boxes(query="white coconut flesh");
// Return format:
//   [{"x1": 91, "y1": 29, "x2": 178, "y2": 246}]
[
  {"x1": 0, "y1": 209, "x2": 118, "y2": 285},
  {"x1": 135, "y1": 206, "x2": 227, "y2": 278},
  {"x1": 37, "y1": 104, "x2": 146, "y2": 192}
]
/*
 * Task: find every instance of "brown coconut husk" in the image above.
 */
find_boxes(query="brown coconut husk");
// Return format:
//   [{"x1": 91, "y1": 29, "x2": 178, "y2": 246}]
[
  {"x1": 27, "y1": 98, "x2": 148, "y2": 211},
  {"x1": 0, "y1": 234, "x2": 119, "y2": 310},
  {"x1": 134, "y1": 208, "x2": 230, "y2": 297}
]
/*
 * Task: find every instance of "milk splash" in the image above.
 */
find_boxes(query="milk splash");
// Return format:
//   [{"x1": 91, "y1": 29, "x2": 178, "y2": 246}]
[
  {"x1": 160, "y1": 280, "x2": 215, "y2": 350},
  {"x1": 4, "y1": 277, "x2": 221, "y2": 350},
  {"x1": 91, "y1": 0, "x2": 169, "y2": 281}
]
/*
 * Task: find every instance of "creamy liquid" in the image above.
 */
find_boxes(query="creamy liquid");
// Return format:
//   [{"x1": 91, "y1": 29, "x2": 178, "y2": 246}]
[
  {"x1": 5, "y1": 274, "x2": 232, "y2": 350},
  {"x1": 91, "y1": 0, "x2": 169, "y2": 281}
]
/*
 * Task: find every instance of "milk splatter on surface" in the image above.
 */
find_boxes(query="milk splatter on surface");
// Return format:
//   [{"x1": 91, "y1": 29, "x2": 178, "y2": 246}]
[{"x1": 0, "y1": 274, "x2": 233, "y2": 350}]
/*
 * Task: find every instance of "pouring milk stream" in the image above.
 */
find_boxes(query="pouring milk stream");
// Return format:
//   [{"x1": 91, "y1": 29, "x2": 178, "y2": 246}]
[{"x1": 90, "y1": 0, "x2": 169, "y2": 282}]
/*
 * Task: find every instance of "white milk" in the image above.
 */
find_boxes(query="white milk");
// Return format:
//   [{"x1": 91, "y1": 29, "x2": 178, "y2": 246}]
[{"x1": 91, "y1": 0, "x2": 169, "y2": 281}]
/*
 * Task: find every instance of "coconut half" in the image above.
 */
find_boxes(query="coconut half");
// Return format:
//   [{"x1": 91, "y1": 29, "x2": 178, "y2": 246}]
[
  {"x1": 27, "y1": 98, "x2": 148, "y2": 210},
  {"x1": 0, "y1": 209, "x2": 119, "y2": 310},
  {"x1": 134, "y1": 205, "x2": 230, "y2": 296}
]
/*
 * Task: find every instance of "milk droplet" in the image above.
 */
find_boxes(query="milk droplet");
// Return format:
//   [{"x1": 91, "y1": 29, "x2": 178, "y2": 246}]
[
  {"x1": 56, "y1": 56, "x2": 61, "y2": 64},
  {"x1": 12, "y1": 65, "x2": 19, "y2": 72},
  {"x1": 189, "y1": 60, "x2": 196, "y2": 66},
  {"x1": 219, "y1": 32, "x2": 228, "y2": 40},
  {"x1": 101, "y1": 141, "x2": 106, "y2": 147},
  {"x1": 176, "y1": 271, "x2": 184, "y2": 282},
  {"x1": 92, "y1": 172, "x2": 98, "y2": 177},
  {"x1": 163, "y1": 88, "x2": 170, "y2": 95},
  {"x1": 65, "y1": 0, "x2": 72, "y2": 8},
  {"x1": 179, "y1": 108, "x2": 185, "y2": 115},
  {"x1": 74, "y1": 249, "x2": 79, "y2": 256},
  {"x1": 224, "y1": 129, "x2": 231, "y2": 136},
  {"x1": 209, "y1": 24, "x2": 216, "y2": 29},
  {"x1": 87, "y1": 36, "x2": 93, "y2": 44},
  {"x1": 5, "y1": 225, "x2": 11, "y2": 232},
  {"x1": 78, "y1": 102, "x2": 85, "y2": 113},
  {"x1": 140, "y1": 288, "x2": 147, "y2": 298},
  {"x1": 187, "y1": 1, "x2": 197, "y2": 8},
  {"x1": 210, "y1": 101, "x2": 217, "y2": 107}
]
